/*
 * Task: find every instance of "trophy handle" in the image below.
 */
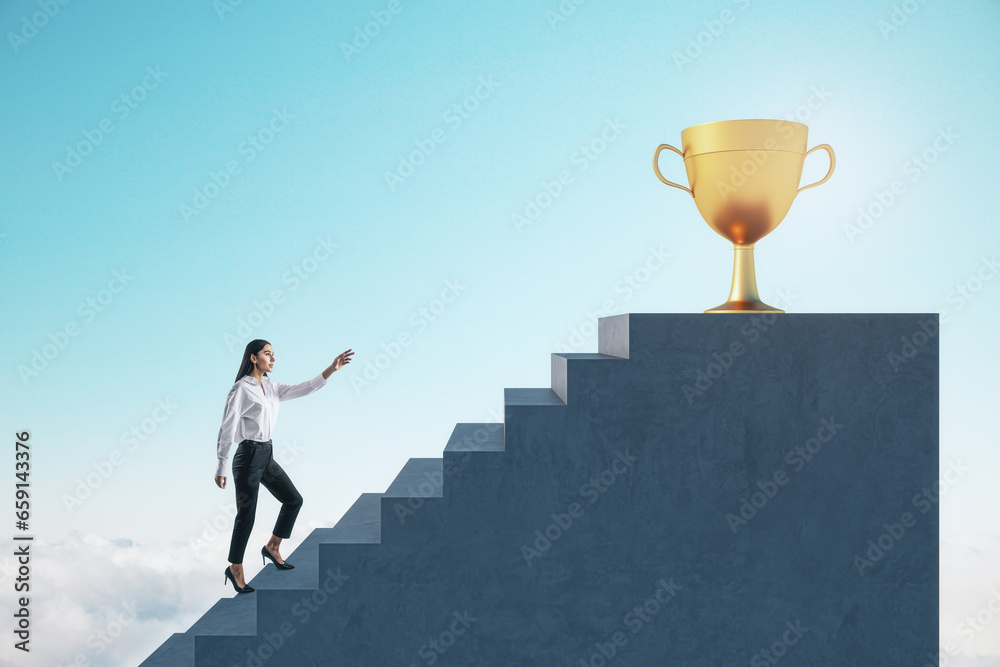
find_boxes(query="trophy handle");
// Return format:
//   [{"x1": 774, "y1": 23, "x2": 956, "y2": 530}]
[
  {"x1": 797, "y1": 144, "x2": 836, "y2": 194},
  {"x1": 653, "y1": 144, "x2": 694, "y2": 196}
]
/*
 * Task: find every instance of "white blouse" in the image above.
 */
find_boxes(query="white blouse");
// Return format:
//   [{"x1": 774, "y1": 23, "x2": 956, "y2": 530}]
[{"x1": 215, "y1": 372, "x2": 327, "y2": 476}]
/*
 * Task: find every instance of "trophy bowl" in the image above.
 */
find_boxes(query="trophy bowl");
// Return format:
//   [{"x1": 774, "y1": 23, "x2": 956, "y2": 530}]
[{"x1": 654, "y1": 119, "x2": 835, "y2": 312}]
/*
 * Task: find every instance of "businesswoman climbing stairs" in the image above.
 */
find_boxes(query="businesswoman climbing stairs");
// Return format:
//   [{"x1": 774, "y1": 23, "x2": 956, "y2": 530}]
[{"x1": 214, "y1": 339, "x2": 353, "y2": 593}]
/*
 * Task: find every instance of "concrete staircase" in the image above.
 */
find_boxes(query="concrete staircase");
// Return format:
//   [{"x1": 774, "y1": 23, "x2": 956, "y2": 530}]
[{"x1": 141, "y1": 313, "x2": 939, "y2": 665}]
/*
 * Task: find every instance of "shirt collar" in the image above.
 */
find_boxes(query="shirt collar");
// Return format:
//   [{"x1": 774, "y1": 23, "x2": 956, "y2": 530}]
[{"x1": 241, "y1": 374, "x2": 270, "y2": 384}]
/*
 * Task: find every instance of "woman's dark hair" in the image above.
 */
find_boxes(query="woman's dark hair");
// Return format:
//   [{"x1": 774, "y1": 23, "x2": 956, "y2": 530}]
[{"x1": 235, "y1": 339, "x2": 271, "y2": 382}]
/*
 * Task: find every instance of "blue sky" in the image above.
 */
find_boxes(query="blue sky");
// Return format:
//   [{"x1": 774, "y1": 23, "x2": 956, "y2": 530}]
[{"x1": 2, "y1": 0, "x2": 999, "y2": 664}]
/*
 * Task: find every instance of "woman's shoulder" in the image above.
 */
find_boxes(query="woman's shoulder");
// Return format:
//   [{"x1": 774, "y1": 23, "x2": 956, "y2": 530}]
[{"x1": 229, "y1": 377, "x2": 251, "y2": 392}]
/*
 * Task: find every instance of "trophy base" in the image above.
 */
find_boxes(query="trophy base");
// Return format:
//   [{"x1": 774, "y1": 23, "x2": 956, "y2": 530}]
[{"x1": 705, "y1": 300, "x2": 784, "y2": 313}]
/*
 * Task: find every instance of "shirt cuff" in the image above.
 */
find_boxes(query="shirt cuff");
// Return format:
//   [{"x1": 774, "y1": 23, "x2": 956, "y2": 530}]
[
  {"x1": 216, "y1": 458, "x2": 227, "y2": 477},
  {"x1": 313, "y1": 372, "x2": 328, "y2": 387}
]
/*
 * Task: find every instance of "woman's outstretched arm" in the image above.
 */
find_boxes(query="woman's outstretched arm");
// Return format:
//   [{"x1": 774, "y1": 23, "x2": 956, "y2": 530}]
[{"x1": 274, "y1": 349, "x2": 355, "y2": 401}]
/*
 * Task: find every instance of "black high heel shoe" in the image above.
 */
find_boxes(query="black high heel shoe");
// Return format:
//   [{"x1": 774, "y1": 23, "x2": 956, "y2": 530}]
[
  {"x1": 224, "y1": 565, "x2": 255, "y2": 593},
  {"x1": 261, "y1": 545, "x2": 295, "y2": 569}
]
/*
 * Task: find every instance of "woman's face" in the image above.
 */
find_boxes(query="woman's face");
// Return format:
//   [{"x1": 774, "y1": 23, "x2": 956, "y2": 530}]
[{"x1": 251, "y1": 344, "x2": 275, "y2": 373}]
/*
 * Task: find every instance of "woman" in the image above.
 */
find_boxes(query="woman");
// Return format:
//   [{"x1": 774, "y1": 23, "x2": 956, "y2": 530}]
[{"x1": 215, "y1": 339, "x2": 354, "y2": 594}]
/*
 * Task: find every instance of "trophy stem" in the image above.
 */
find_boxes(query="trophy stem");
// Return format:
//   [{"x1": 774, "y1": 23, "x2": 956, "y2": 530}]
[{"x1": 705, "y1": 244, "x2": 784, "y2": 313}]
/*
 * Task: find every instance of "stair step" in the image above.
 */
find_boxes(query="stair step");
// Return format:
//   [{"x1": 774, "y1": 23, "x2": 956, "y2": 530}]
[
  {"x1": 383, "y1": 458, "x2": 444, "y2": 498},
  {"x1": 444, "y1": 422, "x2": 504, "y2": 452},
  {"x1": 138, "y1": 598, "x2": 256, "y2": 667},
  {"x1": 504, "y1": 387, "x2": 565, "y2": 406},
  {"x1": 551, "y1": 352, "x2": 624, "y2": 403},
  {"x1": 189, "y1": 597, "x2": 256, "y2": 635},
  {"x1": 440, "y1": 422, "x2": 506, "y2": 502},
  {"x1": 321, "y1": 491, "x2": 383, "y2": 543},
  {"x1": 249, "y1": 492, "x2": 383, "y2": 592},
  {"x1": 375, "y1": 458, "x2": 450, "y2": 546},
  {"x1": 598, "y1": 313, "x2": 629, "y2": 358},
  {"x1": 139, "y1": 632, "x2": 190, "y2": 667}
]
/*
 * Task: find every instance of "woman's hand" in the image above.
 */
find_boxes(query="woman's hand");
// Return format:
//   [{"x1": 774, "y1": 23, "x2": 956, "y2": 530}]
[
  {"x1": 215, "y1": 475, "x2": 227, "y2": 489},
  {"x1": 332, "y1": 349, "x2": 354, "y2": 372},
  {"x1": 322, "y1": 349, "x2": 355, "y2": 380}
]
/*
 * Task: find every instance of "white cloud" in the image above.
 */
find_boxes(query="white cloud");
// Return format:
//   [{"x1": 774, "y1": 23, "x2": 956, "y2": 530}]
[
  {"x1": 0, "y1": 527, "x2": 274, "y2": 667},
  {"x1": 941, "y1": 530, "x2": 1000, "y2": 663}
]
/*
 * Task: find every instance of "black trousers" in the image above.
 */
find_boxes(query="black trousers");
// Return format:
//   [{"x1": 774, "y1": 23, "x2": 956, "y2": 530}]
[{"x1": 227, "y1": 439, "x2": 303, "y2": 564}]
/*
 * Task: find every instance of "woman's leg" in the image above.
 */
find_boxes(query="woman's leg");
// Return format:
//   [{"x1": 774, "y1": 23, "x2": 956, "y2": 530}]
[
  {"x1": 259, "y1": 455, "x2": 303, "y2": 563},
  {"x1": 228, "y1": 444, "x2": 264, "y2": 584},
  {"x1": 264, "y1": 534, "x2": 285, "y2": 563}
]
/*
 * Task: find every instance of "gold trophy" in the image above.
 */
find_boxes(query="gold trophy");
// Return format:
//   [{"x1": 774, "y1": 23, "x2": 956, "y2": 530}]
[{"x1": 653, "y1": 119, "x2": 835, "y2": 312}]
